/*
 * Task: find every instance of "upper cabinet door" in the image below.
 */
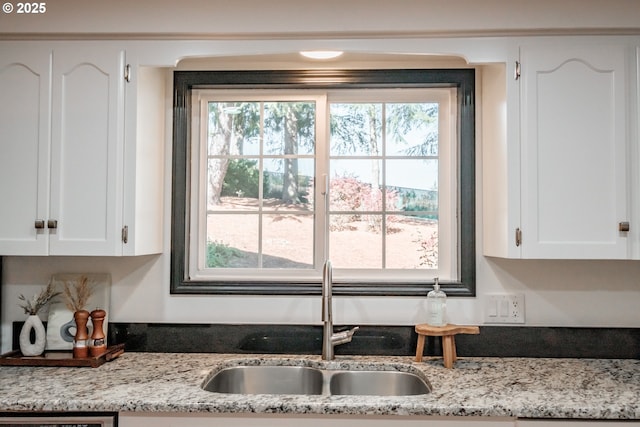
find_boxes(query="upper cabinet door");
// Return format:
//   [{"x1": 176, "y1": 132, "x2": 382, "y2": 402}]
[
  {"x1": 0, "y1": 47, "x2": 52, "y2": 255},
  {"x1": 519, "y1": 41, "x2": 630, "y2": 259},
  {"x1": 49, "y1": 46, "x2": 126, "y2": 256}
]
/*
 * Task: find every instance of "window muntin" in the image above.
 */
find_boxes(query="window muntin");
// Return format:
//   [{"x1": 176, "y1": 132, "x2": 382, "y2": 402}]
[
  {"x1": 189, "y1": 88, "x2": 457, "y2": 284},
  {"x1": 171, "y1": 69, "x2": 476, "y2": 296}
]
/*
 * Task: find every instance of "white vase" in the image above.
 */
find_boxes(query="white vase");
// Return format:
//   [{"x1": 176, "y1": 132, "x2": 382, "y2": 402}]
[{"x1": 19, "y1": 315, "x2": 46, "y2": 356}]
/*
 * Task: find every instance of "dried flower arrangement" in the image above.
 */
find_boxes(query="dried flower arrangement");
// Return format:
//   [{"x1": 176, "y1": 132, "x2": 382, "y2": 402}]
[
  {"x1": 62, "y1": 275, "x2": 94, "y2": 312},
  {"x1": 18, "y1": 281, "x2": 61, "y2": 315}
]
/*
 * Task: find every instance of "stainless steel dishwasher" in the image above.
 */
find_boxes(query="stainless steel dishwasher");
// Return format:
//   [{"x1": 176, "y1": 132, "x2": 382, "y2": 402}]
[{"x1": 0, "y1": 412, "x2": 116, "y2": 426}]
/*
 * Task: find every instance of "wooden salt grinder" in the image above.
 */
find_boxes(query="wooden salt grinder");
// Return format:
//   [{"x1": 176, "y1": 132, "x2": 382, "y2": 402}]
[
  {"x1": 89, "y1": 309, "x2": 107, "y2": 357},
  {"x1": 73, "y1": 310, "x2": 90, "y2": 358}
]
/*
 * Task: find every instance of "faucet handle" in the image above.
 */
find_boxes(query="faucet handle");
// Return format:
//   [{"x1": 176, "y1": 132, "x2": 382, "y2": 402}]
[{"x1": 332, "y1": 326, "x2": 359, "y2": 346}]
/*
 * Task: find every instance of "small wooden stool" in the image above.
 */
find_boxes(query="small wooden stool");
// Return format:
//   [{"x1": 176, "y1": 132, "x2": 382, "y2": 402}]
[{"x1": 415, "y1": 324, "x2": 479, "y2": 368}]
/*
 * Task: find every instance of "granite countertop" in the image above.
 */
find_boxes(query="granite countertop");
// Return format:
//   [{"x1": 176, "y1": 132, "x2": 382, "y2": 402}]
[{"x1": 0, "y1": 353, "x2": 639, "y2": 420}]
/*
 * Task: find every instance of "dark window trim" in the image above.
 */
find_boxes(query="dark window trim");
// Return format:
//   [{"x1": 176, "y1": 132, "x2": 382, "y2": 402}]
[{"x1": 171, "y1": 69, "x2": 475, "y2": 297}]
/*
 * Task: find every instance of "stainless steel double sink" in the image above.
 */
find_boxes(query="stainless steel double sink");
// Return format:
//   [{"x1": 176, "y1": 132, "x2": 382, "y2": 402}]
[{"x1": 202, "y1": 362, "x2": 431, "y2": 396}]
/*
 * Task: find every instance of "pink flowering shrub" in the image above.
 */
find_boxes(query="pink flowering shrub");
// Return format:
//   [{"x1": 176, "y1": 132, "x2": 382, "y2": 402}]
[{"x1": 308, "y1": 175, "x2": 399, "y2": 232}]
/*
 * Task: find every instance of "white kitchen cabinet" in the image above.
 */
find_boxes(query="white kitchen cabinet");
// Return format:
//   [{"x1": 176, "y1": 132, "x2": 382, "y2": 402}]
[
  {"x1": 0, "y1": 43, "x2": 164, "y2": 256},
  {"x1": 483, "y1": 37, "x2": 635, "y2": 259},
  {"x1": 120, "y1": 65, "x2": 166, "y2": 256},
  {"x1": 119, "y1": 413, "x2": 515, "y2": 427},
  {"x1": 48, "y1": 45, "x2": 127, "y2": 255},
  {"x1": 482, "y1": 60, "x2": 521, "y2": 258},
  {"x1": 0, "y1": 46, "x2": 52, "y2": 255}
]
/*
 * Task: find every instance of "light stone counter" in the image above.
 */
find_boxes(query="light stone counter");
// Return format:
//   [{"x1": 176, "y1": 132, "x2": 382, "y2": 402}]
[{"x1": 0, "y1": 353, "x2": 639, "y2": 419}]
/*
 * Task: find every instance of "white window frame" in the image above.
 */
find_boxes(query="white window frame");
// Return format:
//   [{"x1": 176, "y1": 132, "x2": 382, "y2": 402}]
[{"x1": 188, "y1": 87, "x2": 458, "y2": 284}]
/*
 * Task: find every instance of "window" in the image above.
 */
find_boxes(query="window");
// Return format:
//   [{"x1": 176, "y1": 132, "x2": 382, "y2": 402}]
[{"x1": 172, "y1": 69, "x2": 475, "y2": 296}]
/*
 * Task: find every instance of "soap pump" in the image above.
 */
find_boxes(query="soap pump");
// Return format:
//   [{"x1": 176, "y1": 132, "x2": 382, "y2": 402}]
[{"x1": 426, "y1": 277, "x2": 447, "y2": 326}]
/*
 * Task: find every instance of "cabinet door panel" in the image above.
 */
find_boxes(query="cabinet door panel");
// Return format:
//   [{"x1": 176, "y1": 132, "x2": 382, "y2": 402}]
[
  {"x1": 50, "y1": 47, "x2": 125, "y2": 255},
  {"x1": 0, "y1": 48, "x2": 51, "y2": 255},
  {"x1": 520, "y1": 43, "x2": 629, "y2": 258}
]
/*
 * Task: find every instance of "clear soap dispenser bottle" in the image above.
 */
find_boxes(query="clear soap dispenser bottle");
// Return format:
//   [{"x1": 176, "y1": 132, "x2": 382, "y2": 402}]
[{"x1": 426, "y1": 277, "x2": 447, "y2": 326}]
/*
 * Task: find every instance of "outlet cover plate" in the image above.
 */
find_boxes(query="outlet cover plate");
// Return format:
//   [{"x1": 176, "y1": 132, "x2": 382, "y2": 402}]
[{"x1": 484, "y1": 294, "x2": 525, "y2": 324}]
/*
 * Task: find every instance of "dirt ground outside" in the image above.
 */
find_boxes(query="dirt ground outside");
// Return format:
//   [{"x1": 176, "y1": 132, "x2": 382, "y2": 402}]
[{"x1": 207, "y1": 197, "x2": 438, "y2": 269}]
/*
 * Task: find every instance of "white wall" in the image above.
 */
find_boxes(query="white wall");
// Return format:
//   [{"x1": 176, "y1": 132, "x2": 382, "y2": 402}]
[
  {"x1": 2, "y1": 1, "x2": 640, "y2": 353},
  {"x1": 1, "y1": 0, "x2": 639, "y2": 37}
]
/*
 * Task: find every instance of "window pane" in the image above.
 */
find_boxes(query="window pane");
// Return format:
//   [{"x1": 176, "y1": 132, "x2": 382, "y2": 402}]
[
  {"x1": 208, "y1": 102, "x2": 260, "y2": 156},
  {"x1": 263, "y1": 214, "x2": 314, "y2": 268},
  {"x1": 386, "y1": 103, "x2": 439, "y2": 156},
  {"x1": 207, "y1": 214, "x2": 259, "y2": 268},
  {"x1": 386, "y1": 215, "x2": 438, "y2": 269},
  {"x1": 329, "y1": 159, "x2": 383, "y2": 212},
  {"x1": 386, "y1": 159, "x2": 438, "y2": 213},
  {"x1": 264, "y1": 158, "x2": 314, "y2": 208},
  {"x1": 327, "y1": 101, "x2": 441, "y2": 271},
  {"x1": 205, "y1": 99, "x2": 317, "y2": 271},
  {"x1": 209, "y1": 158, "x2": 261, "y2": 206},
  {"x1": 330, "y1": 103, "x2": 382, "y2": 156},
  {"x1": 330, "y1": 214, "x2": 382, "y2": 268},
  {"x1": 264, "y1": 102, "x2": 316, "y2": 156}
]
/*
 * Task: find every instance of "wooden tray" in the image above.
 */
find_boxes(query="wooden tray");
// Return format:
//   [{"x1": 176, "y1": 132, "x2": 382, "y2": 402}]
[{"x1": 0, "y1": 343, "x2": 124, "y2": 368}]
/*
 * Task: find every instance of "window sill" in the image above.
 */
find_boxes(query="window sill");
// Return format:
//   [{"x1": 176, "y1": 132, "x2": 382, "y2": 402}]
[{"x1": 170, "y1": 280, "x2": 474, "y2": 296}]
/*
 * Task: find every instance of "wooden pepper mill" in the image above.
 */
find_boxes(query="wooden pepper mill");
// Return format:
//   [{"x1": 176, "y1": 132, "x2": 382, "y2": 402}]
[
  {"x1": 89, "y1": 309, "x2": 107, "y2": 357},
  {"x1": 73, "y1": 310, "x2": 90, "y2": 358}
]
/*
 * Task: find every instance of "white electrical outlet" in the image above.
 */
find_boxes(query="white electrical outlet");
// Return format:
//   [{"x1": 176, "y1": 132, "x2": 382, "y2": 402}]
[{"x1": 484, "y1": 294, "x2": 525, "y2": 324}]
